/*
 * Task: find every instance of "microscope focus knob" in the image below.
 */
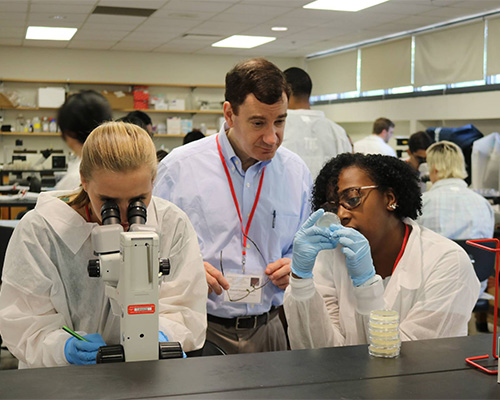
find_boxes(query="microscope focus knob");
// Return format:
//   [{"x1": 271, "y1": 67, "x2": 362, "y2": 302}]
[
  {"x1": 88, "y1": 259, "x2": 101, "y2": 278},
  {"x1": 159, "y1": 258, "x2": 170, "y2": 276}
]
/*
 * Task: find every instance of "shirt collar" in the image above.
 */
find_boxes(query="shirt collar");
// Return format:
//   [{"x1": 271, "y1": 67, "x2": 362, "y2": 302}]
[
  {"x1": 218, "y1": 121, "x2": 271, "y2": 175},
  {"x1": 429, "y1": 178, "x2": 467, "y2": 191}
]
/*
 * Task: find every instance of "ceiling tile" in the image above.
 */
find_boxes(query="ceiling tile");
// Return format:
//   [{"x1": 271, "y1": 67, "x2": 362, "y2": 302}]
[
  {"x1": 154, "y1": 39, "x2": 207, "y2": 53},
  {"x1": 123, "y1": 31, "x2": 177, "y2": 42},
  {"x1": 138, "y1": 17, "x2": 203, "y2": 32},
  {"x1": 85, "y1": 14, "x2": 146, "y2": 26},
  {"x1": 0, "y1": 1, "x2": 28, "y2": 12},
  {"x1": 29, "y1": 3, "x2": 94, "y2": 14},
  {"x1": 23, "y1": 40, "x2": 68, "y2": 48},
  {"x1": 0, "y1": 38, "x2": 23, "y2": 46},
  {"x1": 97, "y1": 0, "x2": 167, "y2": 9},
  {"x1": 188, "y1": 20, "x2": 255, "y2": 36},
  {"x1": 111, "y1": 41, "x2": 160, "y2": 51},
  {"x1": 0, "y1": 26, "x2": 25, "y2": 38},
  {"x1": 160, "y1": 0, "x2": 231, "y2": 13},
  {"x1": 0, "y1": 12, "x2": 26, "y2": 22},
  {"x1": 67, "y1": 39, "x2": 116, "y2": 50},
  {"x1": 73, "y1": 29, "x2": 129, "y2": 40}
]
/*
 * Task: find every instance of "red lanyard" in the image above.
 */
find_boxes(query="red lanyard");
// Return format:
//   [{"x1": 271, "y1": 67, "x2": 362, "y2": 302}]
[
  {"x1": 216, "y1": 134, "x2": 266, "y2": 270},
  {"x1": 392, "y1": 224, "x2": 410, "y2": 273},
  {"x1": 85, "y1": 204, "x2": 91, "y2": 223}
]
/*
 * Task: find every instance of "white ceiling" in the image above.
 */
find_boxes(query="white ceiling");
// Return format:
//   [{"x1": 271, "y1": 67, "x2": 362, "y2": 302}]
[{"x1": 1, "y1": 0, "x2": 500, "y2": 57}]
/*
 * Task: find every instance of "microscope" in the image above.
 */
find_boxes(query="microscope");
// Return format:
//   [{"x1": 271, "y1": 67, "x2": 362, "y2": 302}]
[{"x1": 88, "y1": 200, "x2": 183, "y2": 363}]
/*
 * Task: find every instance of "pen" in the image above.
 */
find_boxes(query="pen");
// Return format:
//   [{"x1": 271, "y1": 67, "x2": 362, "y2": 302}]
[
  {"x1": 62, "y1": 325, "x2": 90, "y2": 342},
  {"x1": 272, "y1": 210, "x2": 276, "y2": 229}
]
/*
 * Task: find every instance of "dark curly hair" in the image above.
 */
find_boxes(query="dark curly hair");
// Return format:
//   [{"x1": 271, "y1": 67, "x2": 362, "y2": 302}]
[{"x1": 312, "y1": 153, "x2": 422, "y2": 220}]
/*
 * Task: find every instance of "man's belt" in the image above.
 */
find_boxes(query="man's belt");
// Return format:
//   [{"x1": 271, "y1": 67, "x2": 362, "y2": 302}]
[{"x1": 208, "y1": 307, "x2": 280, "y2": 330}]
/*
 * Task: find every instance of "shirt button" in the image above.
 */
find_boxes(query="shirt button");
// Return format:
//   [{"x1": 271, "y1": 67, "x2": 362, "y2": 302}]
[
  {"x1": 246, "y1": 183, "x2": 250, "y2": 187},
  {"x1": 247, "y1": 244, "x2": 251, "y2": 249},
  {"x1": 231, "y1": 167, "x2": 235, "y2": 171}
]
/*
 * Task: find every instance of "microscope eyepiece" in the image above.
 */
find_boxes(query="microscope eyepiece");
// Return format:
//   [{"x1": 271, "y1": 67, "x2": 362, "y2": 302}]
[
  {"x1": 127, "y1": 200, "x2": 147, "y2": 225},
  {"x1": 101, "y1": 201, "x2": 121, "y2": 225}
]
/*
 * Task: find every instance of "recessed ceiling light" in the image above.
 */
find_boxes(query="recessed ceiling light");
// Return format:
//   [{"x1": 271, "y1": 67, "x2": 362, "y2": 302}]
[
  {"x1": 212, "y1": 35, "x2": 276, "y2": 49},
  {"x1": 51, "y1": 15, "x2": 66, "y2": 20},
  {"x1": 26, "y1": 26, "x2": 77, "y2": 41},
  {"x1": 272, "y1": 26, "x2": 288, "y2": 32},
  {"x1": 303, "y1": 0, "x2": 389, "y2": 12}
]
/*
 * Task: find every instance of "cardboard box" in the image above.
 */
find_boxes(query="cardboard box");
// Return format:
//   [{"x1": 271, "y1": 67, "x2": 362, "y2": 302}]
[
  {"x1": 169, "y1": 99, "x2": 185, "y2": 111},
  {"x1": 101, "y1": 90, "x2": 134, "y2": 109},
  {"x1": 38, "y1": 87, "x2": 65, "y2": 108},
  {"x1": 167, "y1": 117, "x2": 181, "y2": 134}
]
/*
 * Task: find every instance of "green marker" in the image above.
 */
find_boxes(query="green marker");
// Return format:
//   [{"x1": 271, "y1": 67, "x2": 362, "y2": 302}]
[{"x1": 62, "y1": 326, "x2": 90, "y2": 342}]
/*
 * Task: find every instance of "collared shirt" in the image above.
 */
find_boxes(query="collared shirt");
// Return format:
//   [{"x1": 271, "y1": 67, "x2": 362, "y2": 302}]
[
  {"x1": 354, "y1": 134, "x2": 397, "y2": 157},
  {"x1": 282, "y1": 109, "x2": 352, "y2": 179},
  {"x1": 0, "y1": 191, "x2": 207, "y2": 368},
  {"x1": 154, "y1": 123, "x2": 312, "y2": 318},
  {"x1": 418, "y1": 178, "x2": 494, "y2": 240}
]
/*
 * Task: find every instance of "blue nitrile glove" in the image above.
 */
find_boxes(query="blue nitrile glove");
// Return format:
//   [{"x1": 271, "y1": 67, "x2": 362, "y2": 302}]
[
  {"x1": 291, "y1": 209, "x2": 339, "y2": 279},
  {"x1": 64, "y1": 333, "x2": 106, "y2": 365},
  {"x1": 332, "y1": 227, "x2": 375, "y2": 287}
]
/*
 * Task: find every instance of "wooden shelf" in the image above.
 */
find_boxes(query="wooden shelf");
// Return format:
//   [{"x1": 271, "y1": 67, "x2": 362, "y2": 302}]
[
  {"x1": 0, "y1": 131, "x2": 60, "y2": 136},
  {"x1": 0, "y1": 105, "x2": 223, "y2": 114},
  {"x1": 1, "y1": 132, "x2": 187, "y2": 138},
  {"x1": 0, "y1": 78, "x2": 224, "y2": 89}
]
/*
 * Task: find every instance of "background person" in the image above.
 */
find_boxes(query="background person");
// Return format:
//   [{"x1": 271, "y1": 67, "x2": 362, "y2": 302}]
[
  {"x1": 418, "y1": 141, "x2": 494, "y2": 332},
  {"x1": 56, "y1": 90, "x2": 112, "y2": 190},
  {"x1": 0, "y1": 122, "x2": 207, "y2": 368},
  {"x1": 281, "y1": 67, "x2": 352, "y2": 179},
  {"x1": 117, "y1": 110, "x2": 154, "y2": 137},
  {"x1": 406, "y1": 131, "x2": 434, "y2": 192},
  {"x1": 284, "y1": 153, "x2": 479, "y2": 349},
  {"x1": 353, "y1": 117, "x2": 396, "y2": 157},
  {"x1": 153, "y1": 58, "x2": 312, "y2": 354},
  {"x1": 183, "y1": 129, "x2": 205, "y2": 145}
]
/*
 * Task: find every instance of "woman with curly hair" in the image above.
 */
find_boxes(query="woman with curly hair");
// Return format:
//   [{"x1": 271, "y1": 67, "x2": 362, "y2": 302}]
[{"x1": 284, "y1": 153, "x2": 479, "y2": 349}]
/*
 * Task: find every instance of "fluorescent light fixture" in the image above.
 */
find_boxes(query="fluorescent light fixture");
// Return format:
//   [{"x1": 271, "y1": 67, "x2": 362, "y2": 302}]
[
  {"x1": 271, "y1": 26, "x2": 288, "y2": 32},
  {"x1": 212, "y1": 35, "x2": 275, "y2": 49},
  {"x1": 303, "y1": 0, "x2": 389, "y2": 12},
  {"x1": 26, "y1": 26, "x2": 77, "y2": 41}
]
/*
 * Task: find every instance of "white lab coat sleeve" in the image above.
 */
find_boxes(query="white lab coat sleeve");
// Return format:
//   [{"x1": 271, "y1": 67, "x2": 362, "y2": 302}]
[
  {"x1": 0, "y1": 219, "x2": 78, "y2": 368},
  {"x1": 157, "y1": 211, "x2": 207, "y2": 352},
  {"x1": 0, "y1": 284, "x2": 71, "y2": 368},
  {"x1": 397, "y1": 248, "x2": 480, "y2": 340},
  {"x1": 284, "y1": 277, "x2": 339, "y2": 349}
]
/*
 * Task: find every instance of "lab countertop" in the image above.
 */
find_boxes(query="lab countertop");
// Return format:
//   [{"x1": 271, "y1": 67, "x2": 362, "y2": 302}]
[{"x1": 0, "y1": 334, "x2": 498, "y2": 399}]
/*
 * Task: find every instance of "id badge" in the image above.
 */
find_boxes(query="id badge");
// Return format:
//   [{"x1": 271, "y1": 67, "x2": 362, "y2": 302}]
[{"x1": 223, "y1": 273, "x2": 263, "y2": 304}]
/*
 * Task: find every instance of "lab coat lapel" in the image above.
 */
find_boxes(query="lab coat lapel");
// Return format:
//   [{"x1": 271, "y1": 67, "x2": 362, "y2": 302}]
[
  {"x1": 383, "y1": 219, "x2": 423, "y2": 310},
  {"x1": 35, "y1": 191, "x2": 95, "y2": 255}
]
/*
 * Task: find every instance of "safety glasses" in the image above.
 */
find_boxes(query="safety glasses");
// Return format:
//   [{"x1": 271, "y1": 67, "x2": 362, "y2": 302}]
[{"x1": 321, "y1": 185, "x2": 378, "y2": 214}]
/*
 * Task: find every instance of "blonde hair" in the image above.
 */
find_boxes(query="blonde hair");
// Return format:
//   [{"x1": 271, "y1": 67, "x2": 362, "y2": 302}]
[
  {"x1": 69, "y1": 121, "x2": 157, "y2": 207},
  {"x1": 426, "y1": 140, "x2": 467, "y2": 180}
]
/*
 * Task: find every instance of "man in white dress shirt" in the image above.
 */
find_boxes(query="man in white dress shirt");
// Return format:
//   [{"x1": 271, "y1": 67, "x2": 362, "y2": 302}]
[{"x1": 354, "y1": 117, "x2": 396, "y2": 157}]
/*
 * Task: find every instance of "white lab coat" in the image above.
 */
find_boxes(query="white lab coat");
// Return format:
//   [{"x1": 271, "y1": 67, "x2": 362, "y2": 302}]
[
  {"x1": 284, "y1": 219, "x2": 480, "y2": 349},
  {"x1": 55, "y1": 157, "x2": 81, "y2": 191},
  {"x1": 282, "y1": 109, "x2": 352, "y2": 179},
  {"x1": 353, "y1": 135, "x2": 397, "y2": 157},
  {"x1": 0, "y1": 191, "x2": 207, "y2": 368}
]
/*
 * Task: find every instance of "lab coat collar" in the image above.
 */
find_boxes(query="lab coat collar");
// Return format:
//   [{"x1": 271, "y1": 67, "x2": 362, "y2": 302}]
[
  {"x1": 384, "y1": 218, "x2": 423, "y2": 307},
  {"x1": 35, "y1": 190, "x2": 96, "y2": 255}
]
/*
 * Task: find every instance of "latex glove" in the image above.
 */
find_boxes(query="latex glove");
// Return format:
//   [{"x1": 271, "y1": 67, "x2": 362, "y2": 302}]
[
  {"x1": 331, "y1": 227, "x2": 375, "y2": 287},
  {"x1": 291, "y1": 209, "x2": 338, "y2": 279},
  {"x1": 64, "y1": 333, "x2": 106, "y2": 365}
]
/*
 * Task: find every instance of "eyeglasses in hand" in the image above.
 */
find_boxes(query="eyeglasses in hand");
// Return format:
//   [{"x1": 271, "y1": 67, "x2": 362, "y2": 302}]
[{"x1": 219, "y1": 233, "x2": 271, "y2": 302}]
